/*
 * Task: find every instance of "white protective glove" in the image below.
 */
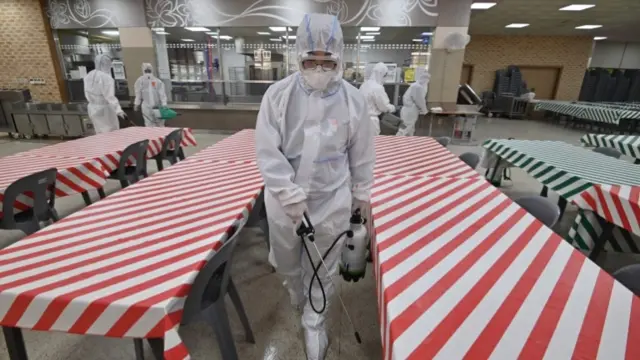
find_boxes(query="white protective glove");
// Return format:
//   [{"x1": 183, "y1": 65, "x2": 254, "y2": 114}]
[
  {"x1": 117, "y1": 111, "x2": 127, "y2": 120},
  {"x1": 134, "y1": 105, "x2": 140, "y2": 112},
  {"x1": 283, "y1": 201, "x2": 307, "y2": 226}
]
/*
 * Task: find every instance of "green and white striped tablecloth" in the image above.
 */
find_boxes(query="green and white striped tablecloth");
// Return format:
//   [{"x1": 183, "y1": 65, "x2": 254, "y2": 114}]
[
  {"x1": 534, "y1": 101, "x2": 585, "y2": 118},
  {"x1": 483, "y1": 139, "x2": 640, "y2": 252},
  {"x1": 535, "y1": 101, "x2": 640, "y2": 125},
  {"x1": 581, "y1": 134, "x2": 640, "y2": 159}
]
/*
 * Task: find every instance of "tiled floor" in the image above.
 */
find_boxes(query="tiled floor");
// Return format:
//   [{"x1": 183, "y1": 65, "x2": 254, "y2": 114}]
[{"x1": 0, "y1": 118, "x2": 637, "y2": 360}]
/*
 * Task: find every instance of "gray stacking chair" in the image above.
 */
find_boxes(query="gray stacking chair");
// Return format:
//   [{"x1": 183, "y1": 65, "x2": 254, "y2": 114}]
[
  {"x1": 459, "y1": 152, "x2": 480, "y2": 169},
  {"x1": 134, "y1": 221, "x2": 255, "y2": 360},
  {"x1": 154, "y1": 129, "x2": 186, "y2": 171},
  {"x1": 613, "y1": 264, "x2": 640, "y2": 296},
  {"x1": 592, "y1": 147, "x2": 622, "y2": 159},
  {"x1": 1, "y1": 168, "x2": 59, "y2": 235},
  {"x1": 436, "y1": 136, "x2": 451, "y2": 147},
  {"x1": 515, "y1": 195, "x2": 561, "y2": 228},
  {"x1": 100, "y1": 140, "x2": 149, "y2": 197}
]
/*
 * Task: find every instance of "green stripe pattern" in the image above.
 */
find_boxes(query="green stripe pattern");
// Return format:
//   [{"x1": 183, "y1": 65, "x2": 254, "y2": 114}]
[
  {"x1": 535, "y1": 101, "x2": 640, "y2": 125},
  {"x1": 581, "y1": 134, "x2": 640, "y2": 159}
]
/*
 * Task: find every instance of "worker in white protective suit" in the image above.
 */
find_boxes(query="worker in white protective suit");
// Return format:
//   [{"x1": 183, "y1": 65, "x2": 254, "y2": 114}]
[
  {"x1": 134, "y1": 63, "x2": 168, "y2": 127},
  {"x1": 359, "y1": 62, "x2": 395, "y2": 135},
  {"x1": 255, "y1": 13, "x2": 375, "y2": 360},
  {"x1": 397, "y1": 72, "x2": 430, "y2": 136},
  {"x1": 84, "y1": 54, "x2": 126, "y2": 133}
]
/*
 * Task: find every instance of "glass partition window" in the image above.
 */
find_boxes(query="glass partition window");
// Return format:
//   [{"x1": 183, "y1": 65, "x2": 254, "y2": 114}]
[
  {"x1": 152, "y1": 26, "x2": 432, "y2": 106},
  {"x1": 56, "y1": 28, "x2": 129, "y2": 102}
]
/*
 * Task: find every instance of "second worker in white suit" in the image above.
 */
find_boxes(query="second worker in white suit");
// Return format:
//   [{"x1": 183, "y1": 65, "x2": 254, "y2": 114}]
[
  {"x1": 83, "y1": 54, "x2": 126, "y2": 133},
  {"x1": 255, "y1": 13, "x2": 375, "y2": 360},
  {"x1": 359, "y1": 62, "x2": 395, "y2": 135},
  {"x1": 397, "y1": 71, "x2": 430, "y2": 136},
  {"x1": 134, "y1": 63, "x2": 168, "y2": 127}
]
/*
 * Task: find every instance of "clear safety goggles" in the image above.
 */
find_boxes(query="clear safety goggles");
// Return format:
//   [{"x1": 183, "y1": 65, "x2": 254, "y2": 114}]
[{"x1": 300, "y1": 53, "x2": 338, "y2": 71}]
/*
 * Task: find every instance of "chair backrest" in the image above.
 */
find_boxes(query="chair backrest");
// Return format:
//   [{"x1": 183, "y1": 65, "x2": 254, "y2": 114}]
[
  {"x1": 160, "y1": 129, "x2": 183, "y2": 159},
  {"x1": 592, "y1": 147, "x2": 622, "y2": 159},
  {"x1": 117, "y1": 140, "x2": 149, "y2": 180},
  {"x1": 515, "y1": 195, "x2": 561, "y2": 228},
  {"x1": 459, "y1": 152, "x2": 480, "y2": 169},
  {"x1": 436, "y1": 136, "x2": 451, "y2": 147},
  {"x1": 182, "y1": 221, "x2": 243, "y2": 324},
  {"x1": 1, "y1": 168, "x2": 57, "y2": 234},
  {"x1": 613, "y1": 264, "x2": 640, "y2": 296}
]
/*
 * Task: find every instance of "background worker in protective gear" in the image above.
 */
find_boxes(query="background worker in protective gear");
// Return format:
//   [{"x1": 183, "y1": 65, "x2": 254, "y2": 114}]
[
  {"x1": 83, "y1": 54, "x2": 126, "y2": 133},
  {"x1": 359, "y1": 62, "x2": 395, "y2": 135},
  {"x1": 134, "y1": 63, "x2": 168, "y2": 127},
  {"x1": 255, "y1": 13, "x2": 374, "y2": 360},
  {"x1": 397, "y1": 71, "x2": 430, "y2": 136}
]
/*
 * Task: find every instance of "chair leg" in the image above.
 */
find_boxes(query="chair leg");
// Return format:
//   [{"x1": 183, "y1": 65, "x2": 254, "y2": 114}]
[
  {"x1": 228, "y1": 278, "x2": 255, "y2": 343},
  {"x1": 119, "y1": 179, "x2": 129, "y2": 189},
  {"x1": 49, "y1": 208, "x2": 60, "y2": 222},
  {"x1": 133, "y1": 338, "x2": 144, "y2": 360},
  {"x1": 155, "y1": 157, "x2": 164, "y2": 171},
  {"x1": 540, "y1": 186, "x2": 548, "y2": 197},
  {"x1": 178, "y1": 147, "x2": 186, "y2": 160},
  {"x1": 558, "y1": 197, "x2": 568, "y2": 219},
  {"x1": 81, "y1": 191, "x2": 92, "y2": 205},
  {"x1": 97, "y1": 187, "x2": 106, "y2": 199},
  {"x1": 147, "y1": 338, "x2": 164, "y2": 360},
  {"x1": 205, "y1": 301, "x2": 239, "y2": 360}
]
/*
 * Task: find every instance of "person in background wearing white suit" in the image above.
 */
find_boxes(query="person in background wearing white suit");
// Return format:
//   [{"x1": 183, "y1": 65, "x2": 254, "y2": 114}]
[
  {"x1": 359, "y1": 62, "x2": 395, "y2": 135},
  {"x1": 83, "y1": 54, "x2": 126, "y2": 133},
  {"x1": 134, "y1": 63, "x2": 168, "y2": 127},
  {"x1": 254, "y1": 13, "x2": 375, "y2": 360},
  {"x1": 397, "y1": 71, "x2": 430, "y2": 136}
]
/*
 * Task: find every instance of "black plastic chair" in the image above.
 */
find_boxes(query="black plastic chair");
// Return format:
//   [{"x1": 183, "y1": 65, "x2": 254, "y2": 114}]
[
  {"x1": 613, "y1": 264, "x2": 640, "y2": 296},
  {"x1": 436, "y1": 136, "x2": 451, "y2": 147},
  {"x1": 459, "y1": 152, "x2": 480, "y2": 169},
  {"x1": 592, "y1": 147, "x2": 622, "y2": 159},
  {"x1": 1, "y1": 168, "x2": 59, "y2": 235},
  {"x1": 134, "y1": 222, "x2": 255, "y2": 360},
  {"x1": 515, "y1": 195, "x2": 561, "y2": 228},
  {"x1": 100, "y1": 140, "x2": 149, "y2": 195},
  {"x1": 154, "y1": 129, "x2": 186, "y2": 171}
]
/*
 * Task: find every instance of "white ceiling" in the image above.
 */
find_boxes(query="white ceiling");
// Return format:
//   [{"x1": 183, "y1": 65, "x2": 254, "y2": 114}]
[{"x1": 468, "y1": 0, "x2": 640, "y2": 42}]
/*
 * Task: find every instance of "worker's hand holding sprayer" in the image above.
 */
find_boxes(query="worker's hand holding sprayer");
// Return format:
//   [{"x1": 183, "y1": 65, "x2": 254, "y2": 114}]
[
  {"x1": 284, "y1": 201, "x2": 308, "y2": 226},
  {"x1": 352, "y1": 198, "x2": 372, "y2": 241}
]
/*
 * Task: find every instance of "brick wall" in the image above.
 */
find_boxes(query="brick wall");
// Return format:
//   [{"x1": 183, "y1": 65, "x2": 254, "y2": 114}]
[
  {"x1": 0, "y1": 0, "x2": 62, "y2": 102},
  {"x1": 464, "y1": 35, "x2": 593, "y2": 100}
]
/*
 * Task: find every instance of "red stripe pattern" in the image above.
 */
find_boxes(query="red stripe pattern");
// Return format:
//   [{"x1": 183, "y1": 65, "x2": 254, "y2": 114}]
[
  {"x1": 374, "y1": 136, "x2": 480, "y2": 178},
  {"x1": 575, "y1": 184, "x2": 640, "y2": 239},
  {"x1": 0, "y1": 159, "x2": 263, "y2": 359},
  {"x1": 186, "y1": 129, "x2": 257, "y2": 163},
  {"x1": 372, "y1": 175, "x2": 640, "y2": 360}
]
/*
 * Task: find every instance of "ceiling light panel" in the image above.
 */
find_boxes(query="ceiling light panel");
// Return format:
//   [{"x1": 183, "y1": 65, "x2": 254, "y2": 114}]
[
  {"x1": 593, "y1": 36, "x2": 607, "y2": 40},
  {"x1": 181, "y1": 39, "x2": 195, "y2": 42},
  {"x1": 357, "y1": 35, "x2": 375, "y2": 40},
  {"x1": 505, "y1": 23, "x2": 530, "y2": 28},
  {"x1": 575, "y1": 24, "x2": 602, "y2": 29},
  {"x1": 559, "y1": 4, "x2": 595, "y2": 11},
  {"x1": 102, "y1": 30, "x2": 119, "y2": 35},
  {"x1": 360, "y1": 27, "x2": 380, "y2": 32},
  {"x1": 471, "y1": 2, "x2": 496, "y2": 10},
  {"x1": 269, "y1": 27, "x2": 292, "y2": 32},
  {"x1": 366, "y1": 32, "x2": 380, "y2": 35},
  {"x1": 257, "y1": 32, "x2": 270, "y2": 35},
  {"x1": 185, "y1": 27, "x2": 211, "y2": 32}
]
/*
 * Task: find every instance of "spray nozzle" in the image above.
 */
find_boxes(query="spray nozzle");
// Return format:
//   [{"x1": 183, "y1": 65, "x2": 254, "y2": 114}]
[
  {"x1": 296, "y1": 212, "x2": 316, "y2": 242},
  {"x1": 350, "y1": 208, "x2": 366, "y2": 225}
]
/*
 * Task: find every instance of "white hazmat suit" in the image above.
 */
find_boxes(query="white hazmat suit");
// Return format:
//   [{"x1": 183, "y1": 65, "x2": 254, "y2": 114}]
[
  {"x1": 255, "y1": 13, "x2": 375, "y2": 360},
  {"x1": 84, "y1": 54, "x2": 125, "y2": 133},
  {"x1": 359, "y1": 62, "x2": 395, "y2": 135},
  {"x1": 134, "y1": 63, "x2": 168, "y2": 127},
  {"x1": 397, "y1": 72, "x2": 430, "y2": 136}
]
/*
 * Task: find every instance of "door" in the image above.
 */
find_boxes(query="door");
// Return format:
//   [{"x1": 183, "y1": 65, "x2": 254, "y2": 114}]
[
  {"x1": 519, "y1": 67, "x2": 561, "y2": 100},
  {"x1": 460, "y1": 64, "x2": 473, "y2": 85}
]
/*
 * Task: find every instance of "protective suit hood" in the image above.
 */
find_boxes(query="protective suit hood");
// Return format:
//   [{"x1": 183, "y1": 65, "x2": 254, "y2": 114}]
[
  {"x1": 296, "y1": 13, "x2": 344, "y2": 91},
  {"x1": 371, "y1": 62, "x2": 388, "y2": 85},
  {"x1": 141, "y1": 63, "x2": 153, "y2": 73},
  {"x1": 417, "y1": 72, "x2": 431, "y2": 87},
  {"x1": 94, "y1": 54, "x2": 113, "y2": 74}
]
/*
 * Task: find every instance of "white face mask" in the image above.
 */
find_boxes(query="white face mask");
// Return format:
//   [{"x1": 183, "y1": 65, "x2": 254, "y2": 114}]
[{"x1": 302, "y1": 68, "x2": 336, "y2": 91}]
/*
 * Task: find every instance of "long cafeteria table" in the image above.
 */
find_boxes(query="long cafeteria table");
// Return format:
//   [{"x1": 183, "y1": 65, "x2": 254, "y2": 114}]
[
  {"x1": 581, "y1": 133, "x2": 640, "y2": 160},
  {"x1": 0, "y1": 158, "x2": 263, "y2": 359},
  {"x1": 372, "y1": 174, "x2": 640, "y2": 360},
  {"x1": 483, "y1": 139, "x2": 640, "y2": 256},
  {"x1": 0, "y1": 127, "x2": 197, "y2": 215}
]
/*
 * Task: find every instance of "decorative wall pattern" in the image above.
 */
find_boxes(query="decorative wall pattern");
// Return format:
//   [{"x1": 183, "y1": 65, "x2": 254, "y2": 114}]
[
  {"x1": 146, "y1": 0, "x2": 440, "y2": 27},
  {"x1": 46, "y1": 0, "x2": 147, "y2": 28}
]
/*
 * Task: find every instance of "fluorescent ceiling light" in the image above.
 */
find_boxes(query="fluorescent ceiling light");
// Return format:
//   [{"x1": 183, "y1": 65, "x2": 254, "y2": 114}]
[
  {"x1": 181, "y1": 39, "x2": 195, "y2": 42},
  {"x1": 505, "y1": 23, "x2": 530, "y2": 28},
  {"x1": 151, "y1": 28, "x2": 165, "y2": 32},
  {"x1": 205, "y1": 32, "x2": 218, "y2": 35},
  {"x1": 576, "y1": 24, "x2": 602, "y2": 29},
  {"x1": 594, "y1": 36, "x2": 607, "y2": 40},
  {"x1": 421, "y1": 32, "x2": 433, "y2": 36},
  {"x1": 471, "y1": 2, "x2": 496, "y2": 9},
  {"x1": 362, "y1": 39, "x2": 375, "y2": 42},
  {"x1": 156, "y1": 32, "x2": 170, "y2": 35},
  {"x1": 269, "y1": 38, "x2": 282, "y2": 42},
  {"x1": 559, "y1": 4, "x2": 595, "y2": 11},
  {"x1": 282, "y1": 35, "x2": 296, "y2": 39},
  {"x1": 269, "y1": 27, "x2": 292, "y2": 32},
  {"x1": 185, "y1": 27, "x2": 211, "y2": 32},
  {"x1": 366, "y1": 32, "x2": 381, "y2": 35},
  {"x1": 412, "y1": 38, "x2": 423, "y2": 42},
  {"x1": 360, "y1": 27, "x2": 380, "y2": 32},
  {"x1": 257, "y1": 32, "x2": 270, "y2": 35},
  {"x1": 357, "y1": 35, "x2": 375, "y2": 40},
  {"x1": 214, "y1": 35, "x2": 232, "y2": 40},
  {"x1": 101, "y1": 30, "x2": 119, "y2": 36}
]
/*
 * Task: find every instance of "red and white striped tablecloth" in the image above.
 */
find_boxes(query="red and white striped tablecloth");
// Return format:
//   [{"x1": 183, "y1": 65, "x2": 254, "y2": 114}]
[
  {"x1": 375, "y1": 136, "x2": 480, "y2": 178},
  {"x1": 22, "y1": 127, "x2": 197, "y2": 172},
  {"x1": 0, "y1": 160, "x2": 263, "y2": 360},
  {"x1": 187, "y1": 129, "x2": 256, "y2": 163},
  {"x1": 371, "y1": 174, "x2": 640, "y2": 360},
  {"x1": 0, "y1": 154, "x2": 109, "y2": 216}
]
